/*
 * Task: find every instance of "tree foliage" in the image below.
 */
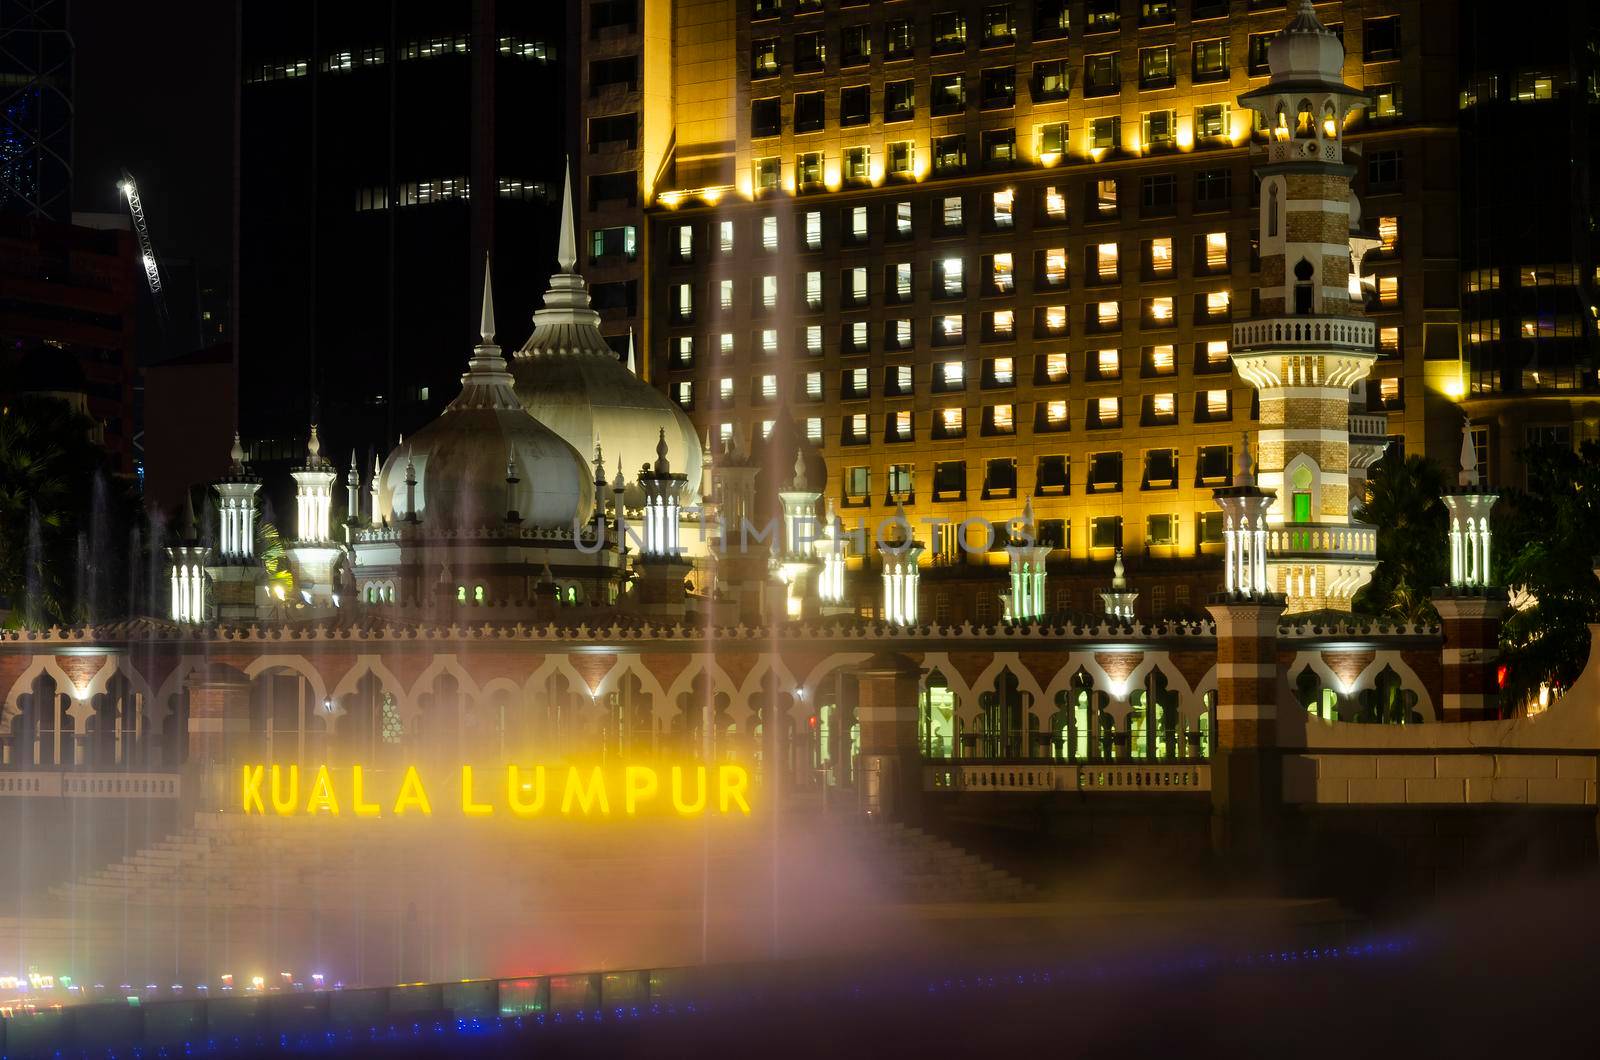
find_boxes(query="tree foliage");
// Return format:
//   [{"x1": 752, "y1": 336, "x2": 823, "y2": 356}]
[
  {"x1": 1496, "y1": 442, "x2": 1600, "y2": 708},
  {"x1": 1351, "y1": 447, "x2": 1449, "y2": 623},
  {"x1": 0, "y1": 395, "x2": 142, "y2": 627}
]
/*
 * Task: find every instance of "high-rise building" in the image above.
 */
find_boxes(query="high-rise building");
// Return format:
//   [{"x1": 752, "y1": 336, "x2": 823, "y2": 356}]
[
  {"x1": 0, "y1": 0, "x2": 73, "y2": 221},
  {"x1": 235, "y1": 0, "x2": 574, "y2": 481},
  {"x1": 1458, "y1": 2, "x2": 1600, "y2": 488},
  {"x1": 579, "y1": 0, "x2": 1461, "y2": 621}
]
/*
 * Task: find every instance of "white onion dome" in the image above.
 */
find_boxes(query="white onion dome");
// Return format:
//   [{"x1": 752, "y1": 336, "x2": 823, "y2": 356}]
[
  {"x1": 375, "y1": 259, "x2": 594, "y2": 530},
  {"x1": 1266, "y1": 0, "x2": 1348, "y2": 90},
  {"x1": 510, "y1": 166, "x2": 702, "y2": 507}
]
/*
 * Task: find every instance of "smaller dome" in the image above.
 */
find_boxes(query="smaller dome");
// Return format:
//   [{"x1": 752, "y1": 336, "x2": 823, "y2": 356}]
[
  {"x1": 1267, "y1": 0, "x2": 1346, "y2": 86},
  {"x1": 374, "y1": 260, "x2": 594, "y2": 531}
]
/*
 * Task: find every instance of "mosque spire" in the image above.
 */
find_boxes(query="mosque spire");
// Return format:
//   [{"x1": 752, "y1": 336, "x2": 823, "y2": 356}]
[
  {"x1": 479, "y1": 252, "x2": 496, "y2": 345},
  {"x1": 1458, "y1": 416, "x2": 1480, "y2": 488},
  {"x1": 626, "y1": 326, "x2": 637, "y2": 374},
  {"x1": 557, "y1": 158, "x2": 577, "y2": 274}
]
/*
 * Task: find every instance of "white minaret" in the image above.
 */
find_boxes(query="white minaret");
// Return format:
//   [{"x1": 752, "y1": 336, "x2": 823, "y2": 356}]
[
  {"x1": 774, "y1": 447, "x2": 822, "y2": 620},
  {"x1": 640, "y1": 429, "x2": 687, "y2": 558},
  {"x1": 1443, "y1": 421, "x2": 1497, "y2": 590},
  {"x1": 813, "y1": 500, "x2": 849, "y2": 614},
  {"x1": 1213, "y1": 434, "x2": 1277, "y2": 599},
  {"x1": 292, "y1": 425, "x2": 336, "y2": 543},
  {"x1": 1100, "y1": 550, "x2": 1139, "y2": 621},
  {"x1": 1004, "y1": 498, "x2": 1050, "y2": 623},
  {"x1": 167, "y1": 491, "x2": 210, "y2": 624},
  {"x1": 1231, "y1": 0, "x2": 1378, "y2": 611},
  {"x1": 879, "y1": 505, "x2": 924, "y2": 626},
  {"x1": 214, "y1": 432, "x2": 259, "y2": 561}
]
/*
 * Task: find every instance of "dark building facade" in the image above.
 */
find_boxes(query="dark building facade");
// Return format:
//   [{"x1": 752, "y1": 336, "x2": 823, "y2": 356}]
[
  {"x1": 236, "y1": 0, "x2": 574, "y2": 476},
  {"x1": 0, "y1": 213, "x2": 139, "y2": 474},
  {"x1": 1458, "y1": 2, "x2": 1600, "y2": 488}
]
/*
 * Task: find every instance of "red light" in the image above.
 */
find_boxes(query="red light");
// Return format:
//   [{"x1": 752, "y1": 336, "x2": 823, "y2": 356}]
[
  {"x1": 1496, "y1": 664, "x2": 1508, "y2": 690},
  {"x1": 808, "y1": 715, "x2": 818, "y2": 729}
]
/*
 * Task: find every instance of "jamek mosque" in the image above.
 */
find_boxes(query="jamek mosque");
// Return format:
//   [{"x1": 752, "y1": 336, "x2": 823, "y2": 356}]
[{"x1": 0, "y1": 3, "x2": 1598, "y2": 992}]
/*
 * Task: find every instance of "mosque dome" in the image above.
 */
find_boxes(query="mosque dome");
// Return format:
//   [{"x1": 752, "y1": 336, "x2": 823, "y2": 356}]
[
  {"x1": 374, "y1": 260, "x2": 594, "y2": 531},
  {"x1": 510, "y1": 168, "x2": 703, "y2": 507},
  {"x1": 1266, "y1": 0, "x2": 1347, "y2": 88}
]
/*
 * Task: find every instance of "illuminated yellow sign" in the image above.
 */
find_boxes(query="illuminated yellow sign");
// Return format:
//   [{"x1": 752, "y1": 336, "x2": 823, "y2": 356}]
[{"x1": 238, "y1": 764, "x2": 752, "y2": 819}]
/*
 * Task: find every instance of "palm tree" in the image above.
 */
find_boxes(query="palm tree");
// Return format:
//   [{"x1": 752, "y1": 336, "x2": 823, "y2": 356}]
[{"x1": 1351, "y1": 447, "x2": 1448, "y2": 623}]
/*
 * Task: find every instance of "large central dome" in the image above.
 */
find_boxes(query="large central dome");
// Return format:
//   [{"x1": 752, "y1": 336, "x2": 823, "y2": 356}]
[
  {"x1": 375, "y1": 261, "x2": 594, "y2": 530},
  {"x1": 510, "y1": 167, "x2": 703, "y2": 506}
]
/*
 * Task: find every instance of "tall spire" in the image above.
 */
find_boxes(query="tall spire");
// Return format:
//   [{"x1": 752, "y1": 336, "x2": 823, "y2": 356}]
[
  {"x1": 1236, "y1": 431, "x2": 1255, "y2": 487},
  {"x1": 626, "y1": 326, "x2": 637, "y2": 374},
  {"x1": 1458, "y1": 417, "x2": 1479, "y2": 488},
  {"x1": 229, "y1": 431, "x2": 246, "y2": 473},
  {"x1": 479, "y1": 252, "x2": 496, "y2": 345},
  {"x1": 557, "y1": 157, "x2": 577, "y2": 274}
]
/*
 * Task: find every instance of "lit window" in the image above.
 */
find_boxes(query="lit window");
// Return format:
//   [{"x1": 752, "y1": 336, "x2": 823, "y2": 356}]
[
  {"x1": 1151, "y1": 394, "x2": 1175, "y2": 418},
  {"x1": 1149, "y1": 237, "x2": 1173, "y2": 274},
  {"x1": 847, "y1": 413, "x2": 868, "y2": 441},
  {"x1": 719, "y1": 377, "x2": 734, "y2": 401},
  {"x1": 1045, "y1": 400, "x2": 1068, "y2": 424},
  {"x1": 719, "y1": 422, "x2": 733, "y2": 447},
  {"x1": 763, "y1": 216, "x2": 779, "y2": 250},
  {"x1": 807, "y1": 417, "x2": 823, "y2": 443},
  {"x1": 1378, "y1": 216, "x2": 1399, "y2": 252},
  {"x1": 851, "y1": 206, "x2": 868, "y2": 240},
  {"x1": 1097, "y1": 301, "x2": 1120, "y2": 327},
  {"x1": 991, "y1": 405, "x2": 1015, "y2": 433},
  {"x1": 1044, "y1": 352, "x2": 1069, "y2": 382},
  {"x1": 1514, "y1": 73, "x2": 1555, "y2": 101},
  {"x1": 893, "y1": 364, "x2": 913, "y2": 392},
  {"x1": 940, "y1": 257, "x2": 964, "y2": 296},
  {"x1": 720, "y1": 332, "x2": 734, "y2": 355},
  {"x1": 941, "y1": 361, "x2": 965, "y2": 387},
  {"x1": 1094, "y1": 178, "x2": 1118, "y2": 215},
  {"x1": 849, "y1": 266, "x2": 868, "y2": 302},
  {"x1": 760, "y1": 374, "x2": 778, "y2": 400},
  {"x1": 1044, "y1": 248, "x2": 1066, "y2": 285},
  {"x1": 805, "y1": 325, "x2": 823, "y2": 353},
  {"x1": 850, "y1": 320, "x2": 869, "y2": 349},
  {"x1": 992, "y1": 188, "x2": 1014, "y2": 228},
  {"x1": 992, "y1": 252, "x2": 1014, "y2": 291},
  {"x1": 1205, "y1": 340, "x2": 1229, "y2": 368},
  {"x1": 1378, "y1": 327, "x2": 1401, "y2": 354},
  {"x1": 941, "y1": 407, "x2": 965, "y2": 432},
  {"x1": 992, "y1": 310, "x2": 1014, "y2": 337},
  {"x1": 888, "y1": 140, "x2": 914, "y2": 176},
  {"x1": 719, "y1": 221, "x2": 734, "y2": 254},
  {"x1": 941, "y1": 315, "x2": 964, "y2": 340},
  {"x1": 1097, "y1": 242, "x2": 1119, "y2": 279},
  {"x1": 1206, "y1": 290, "x2": 1230, "y2": 315},
  {"x1": 1205, "y1": 389, "x2": 1229, "y2": 416},
  {"x1": 762, "y1": 329, "x2": 778, "y2": 354},
  {"x1": 672, "y1": 336, "x2": 694, "y2": 367},
  {"x1": 761, "y1": 420, "x2": 775, "y2": 439},
  {"x1": 1379, "y1": 377, "x2": 1400, "y2": 404},
  {"x1": 676, "y1": 225, "x2": 693, "y2": 260},
  {"x1": 895, "y1": 201, "x2": 912, "y2": 235},
  {"x1": 805, "y1": 271, "x2": 822, "y2": 308},
  {"x1": 806, "y1": 372, "x2": 823, "y2": 399},
  {"x1": 719, "y1": 278, "x2": 734, "y2": 309},
  {"x1": 1097, "y1": 349, "x2": 1120, "y2": 377},
  {"x1": 992, "y1": 357, "x2": 1014, "y2": 385},
  {"x1": 1149, "y1": 345, "x2": 1175, "y2": 374},
  {"x1": 891, "y1": 411, "x2": 912, "y2": 440},
  {"x1": 1044, "y1": 185, "x2": 1066, "y2": 219},
  {"x1": 1096, "y1": 397, "x2": 1120, "y2": 423},
  {"x1": 1377, "y1": 276, "x2": 1400, "y2": 305},
  {"x1": 895, "y1": 262, "x2": 913, "y2": 299},
  {"x1": 1205, "y1": 232, "x2": 1228, "y2": 270},
  {"x1": 1148, "y1": 296, "x2": 1174, "y2": 322},
  {"x1": 672, "y1": 381, "x2": 693, "y2": 407},
  {"x1": 1043, "y1": 305, "x2": 1067, "y2": 333},
  {"x1": 675, "y1": 283, "x2": 693, "y2": 320},
  {"x1": 754, "y1": 157, "x2": 780, "y2": 192},
  {"x1": 803, "y1": 211, "x2": 821, "y2": 249},
  {"x1": 762, "y1": 275, "x2": 778, "y2": 308},
  {"x1": 894, "y1": 318, "x2": 912, "y2": 347},
  {"x1": 942, "y1": 196, "x2": 963, "y2": 227}
]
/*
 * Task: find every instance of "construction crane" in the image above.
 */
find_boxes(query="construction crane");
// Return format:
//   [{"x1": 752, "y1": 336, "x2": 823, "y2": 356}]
[{"x1": 116, "y1": 168, "x2": 170, "y2": 332}]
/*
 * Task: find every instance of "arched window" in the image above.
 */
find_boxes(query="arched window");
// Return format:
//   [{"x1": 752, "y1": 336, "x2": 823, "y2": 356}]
[
  {"x1": 1294, "y1": 257, "x2": 1315, "y2": 314},
  {"x1": 473, "y1": 584, "x2": 486, "y2": 604},
  {"x1": 1267, "y1": 182, "x2": 1280, "y2": 238}
]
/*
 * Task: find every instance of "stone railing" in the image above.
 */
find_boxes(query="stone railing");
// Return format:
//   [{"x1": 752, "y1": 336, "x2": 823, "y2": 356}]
[
  {"x1": 927, "y1": 762, "x2": 1210, "y2": 793},
  {"x1": 1266, "y1": 524, "x2": 1376, "y2": 560},
  {"x1": 1348, "y1": 412, "x2": 1389, "y2": 441},
  {"x1": 0, "y1": 771, "x2": 181, "y2": 799},
  {"x1": 1232, "y1": 316, "x2": 1376, "y2": 353}
]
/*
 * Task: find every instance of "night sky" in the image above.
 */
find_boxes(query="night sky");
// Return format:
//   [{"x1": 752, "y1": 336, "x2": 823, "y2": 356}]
[{"x1": 71, "y1": 0, "x2": 235, "y2": 279}]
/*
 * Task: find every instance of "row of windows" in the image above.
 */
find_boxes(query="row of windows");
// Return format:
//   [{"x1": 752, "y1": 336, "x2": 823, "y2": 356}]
[
  {"x1": 672, "y1": 345, "x2": 1233, "y2": 388},
  {"x1": 834, "y1": 446, "x2": 1240, "y2": 507},
  {"x1": 247, "y1": 36, "x2": 555, "y2": 83},
  {"x1": 353, "y1": 178, "x2": 548, "y2": 211}
]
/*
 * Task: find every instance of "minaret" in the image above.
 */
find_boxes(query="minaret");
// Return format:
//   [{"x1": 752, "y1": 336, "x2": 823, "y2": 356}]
[
  {"x1": 1004, "y1": 498, "x2": 1050, "y2": 623},
  {"x1": 285, "y1": 423, "x2": 341, "y2": 608},
  {"x1": 1232, "y1": 0, "x2": 1378, "y2": 613},
  {"x1": 813, "y1": 499, "x2": 850, "y2": 616},
  {"x1": 1212, "y1": 434, "x2": 1277, "y2": 599},
  {"x1": 209, "y1": 432, "x2": 266, "y2": 621},
  {"x1": 879, "y1": 504, "x2": 924, "y2": 627},
  {"x1": 634, "y1": 431, "x2": 694, "y2": 618},
  {"x1": 1433, "y1": 420, "x2": 1505, "y2": 720},
  {"x1": 626, "y1": 326, "x2": 638, "y2": 376},
  {"x1": 1099, "y1": 551, "x2": 1139, "y2": 622},
  {"x1": 775, "y1": 447, "x2": 822, "y2": 620},
  {"x1": 344, "y1": 450, "x2": 361, "y2": 541},
  {"x1": 167, "y1": 490, "x2": 211, "y2": 624}
]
